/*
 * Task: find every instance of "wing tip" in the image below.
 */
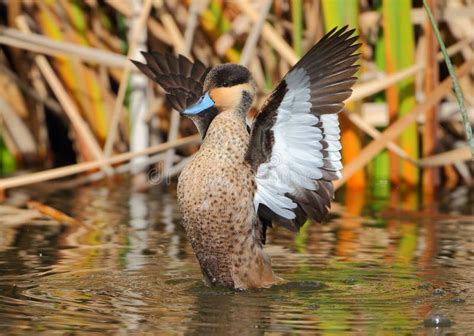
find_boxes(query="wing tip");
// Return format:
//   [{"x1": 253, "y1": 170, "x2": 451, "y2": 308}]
[{"x1": 324, "y1": 25, "x2": 359, "y2": 49}]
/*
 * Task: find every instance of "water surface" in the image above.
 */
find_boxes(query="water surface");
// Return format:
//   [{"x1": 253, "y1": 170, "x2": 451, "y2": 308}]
[{"x1": 0, "y1": 181, "x2": 473, "y2": 334}]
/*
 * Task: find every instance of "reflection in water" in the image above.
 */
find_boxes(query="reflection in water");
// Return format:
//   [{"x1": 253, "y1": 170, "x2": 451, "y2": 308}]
[
  {"x1": 186, "y1": 288, "x2": 271, "y2": 336},
  {"x1": 162, "y1": 194, "x2": 181, "y2": 260},
  {"x1": 127, "y1": 192, "x2": 149, "y2": 271},
  {"x1": 0, "y1": 180, "x2": 473, "y2": 334}
]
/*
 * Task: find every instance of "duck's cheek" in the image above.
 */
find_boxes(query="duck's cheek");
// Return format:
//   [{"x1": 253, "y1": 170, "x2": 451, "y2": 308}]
[
  {"x1": 209, "y1": 87, "x2": 239, "y2": 111},
  {"x1": 210, "y1": 84, "x2": 253, "y2": 111}
]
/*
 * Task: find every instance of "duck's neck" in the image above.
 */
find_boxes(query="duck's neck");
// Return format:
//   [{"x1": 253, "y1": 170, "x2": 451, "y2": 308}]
[
  {"x1": 200, "y1": 105, "x2": 250, "y2": 162},
  {"x1": 236, "y1": 90, "x2": 254, "y2": 116},
  {"x1": 188, "y1": 107, "x2": 219, "y2": 139},
  {"x1": 190, "y1": 91, "x2": 254, "y2": 140}
]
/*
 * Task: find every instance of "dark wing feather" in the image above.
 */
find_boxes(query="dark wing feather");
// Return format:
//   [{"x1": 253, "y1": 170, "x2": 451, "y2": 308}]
[
  {"x1": 246, "y1": 26, "x2": 360, "y2": 239},
  {"x1": 131, "y1": 52, "x2": 210, "y2": 112}
]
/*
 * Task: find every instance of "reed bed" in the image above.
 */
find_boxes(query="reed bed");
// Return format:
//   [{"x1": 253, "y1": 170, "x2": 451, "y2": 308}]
[{"x1": 0, "y1": 0, "x2": 473, "y2": 200}]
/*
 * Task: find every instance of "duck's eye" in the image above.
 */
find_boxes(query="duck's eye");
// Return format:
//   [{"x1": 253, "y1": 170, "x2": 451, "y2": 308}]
[{"x1": 222, "y1": 81, "x2": 230, "y2": 87}]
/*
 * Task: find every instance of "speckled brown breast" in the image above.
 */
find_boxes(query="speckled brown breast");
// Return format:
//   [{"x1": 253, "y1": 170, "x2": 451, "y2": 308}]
[{"x1": 177, "y1": 111, "x2": 279, "y2": 288}]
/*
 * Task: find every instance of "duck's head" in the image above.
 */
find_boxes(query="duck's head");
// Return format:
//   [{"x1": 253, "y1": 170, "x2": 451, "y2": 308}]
[{"x1": 182, "y1": 64, "x2": 255, "y2": 136}]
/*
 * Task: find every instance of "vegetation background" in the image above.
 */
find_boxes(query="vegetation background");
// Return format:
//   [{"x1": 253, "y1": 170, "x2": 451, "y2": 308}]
[{"x1": 0, "y1": 0, "x2": 473, "y2": 201}]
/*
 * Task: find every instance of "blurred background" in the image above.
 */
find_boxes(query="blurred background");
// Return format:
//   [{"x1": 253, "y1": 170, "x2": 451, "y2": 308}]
[{"x1": 0, "y1": 0, "x2": 473, "y2": 199}]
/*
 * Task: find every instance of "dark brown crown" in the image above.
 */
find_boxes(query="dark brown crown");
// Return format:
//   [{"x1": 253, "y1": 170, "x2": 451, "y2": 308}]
[{"x1": 204, "y1": 64, "x2": 252, "y2": 90}]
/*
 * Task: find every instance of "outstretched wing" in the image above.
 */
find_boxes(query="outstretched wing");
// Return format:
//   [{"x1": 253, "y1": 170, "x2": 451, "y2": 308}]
[
  {"x1": 132, "y1": 52, "x2": 210, "y2": 112},
  {"x1": 246, "y1": 26, "x2": 360, "y2": 234}
]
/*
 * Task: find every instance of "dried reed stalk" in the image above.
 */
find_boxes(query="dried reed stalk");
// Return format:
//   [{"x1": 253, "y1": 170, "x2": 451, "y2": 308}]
[
  {"x1": 157, "y1": 4, "x2": 186, "y2": 53},
  {"x1": 334, "y1": 58, "x2": 474, "y2": 190},
  {"x1": 423, "y1": 0, "x2": 439, "y2": 192},
  {"x1": 162, "y1": 0, "x2": 200, "y2": 177},
  {"x1": 0, "y1": 98, "x2": 36, "y2": 155},
  {"x1": 345, "y1": 112, "x2": 417, "y2": 165},
  {"x1": 423, "y1": 0, "x2": 474, "y2": 159},
  {"x1": 0, "y1": 64, "x2": 62, "y2": 113},
  {"x1": 104, "y1": 0, "x2": 130, "y2": 15},
  {"x1": 349, "y1": 37, "x2": 471, "y2": 102},
  {"x1": 28, "y1": 201, "x2": 89, "y2": 227},
  {"x1": 349, "y1": 64, "x2": 423, "y2": 103},
  {"x1": 105, "y1": 0, "x2": 174, "y2": 46},
  {"x1": 0, "y1": 134, "x2": 200, "y2": 191},
  {"x1": 239, "y1": 0, "x2": 273, "y2": 67},
  {"x1": 345, "y1": 37, "x2": 471, "y2": 164},
  {"x1": 129, "y1": 0, "x2": 151, "y2": 179},
  {"x1": 0, "y1": 27, "x2": 127, "y2": 68},
  {"x1": 57, "y1": 152, "x2": 180, "y2": 189},
  {"x1": 183, "y1": 0, "x2": 207, "y2": 57},
  {"x1": 237, "y1": 0, "x2": 299, "y2": 65},
  {"x1": 2, "y1": 23, "x2": 466, "y2": 75},
  {"x1": 418, "y1": 147, "x2": 471, "y2": 167},
  {"x1": 103, "y1": 0, "x2": 153, "y2": 159},
  {"x1": 15, "y1": 16, "x2": 110, "y2": 172}
]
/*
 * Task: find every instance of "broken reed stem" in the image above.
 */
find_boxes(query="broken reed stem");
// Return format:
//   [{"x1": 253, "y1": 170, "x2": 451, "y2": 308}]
[
  {"x1": 103, "y1": 0, "x2": 153, "y2": 159},
  {"x1": 334, "y1": 58, "x2": 474, "y2": 190},
  {"x1": 239, "y1": 0, "x2": 273, "y2": 67},
  {"x1": 0, "y1": 134, "x2": 200, "y2": 191},
  {"x1": 423, "y1": 0, "x2": 474, "y2": 159}
]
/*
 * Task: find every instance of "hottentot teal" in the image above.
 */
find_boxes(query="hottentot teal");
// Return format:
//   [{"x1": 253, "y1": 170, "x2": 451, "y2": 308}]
[{"x1": 133, "y1": 26, "x2": 360, "y2": 289}]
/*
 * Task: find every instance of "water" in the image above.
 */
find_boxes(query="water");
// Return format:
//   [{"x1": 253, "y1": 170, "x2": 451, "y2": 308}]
[{"x1": 0, "y1": 181, "x2": 473, "y2": 334}]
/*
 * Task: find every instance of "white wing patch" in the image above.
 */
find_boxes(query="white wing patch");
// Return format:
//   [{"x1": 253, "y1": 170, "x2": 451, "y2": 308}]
[{"x1": 253, "y1": 68, "x2": 342, "y2": 219}]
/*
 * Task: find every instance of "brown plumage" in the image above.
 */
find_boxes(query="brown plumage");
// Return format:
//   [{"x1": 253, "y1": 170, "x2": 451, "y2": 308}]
[
  {"x1": 132, "y1": 26, "x2": 359, "y2": 289},
  {"x1": 178, "y1": 108, "x2": 281, "y2": 288}
]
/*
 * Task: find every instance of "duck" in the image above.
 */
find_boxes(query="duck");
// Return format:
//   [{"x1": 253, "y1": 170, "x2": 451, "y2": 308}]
[{"x1": 132, "y1": 26, "x2": 360, "y2": 289}]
